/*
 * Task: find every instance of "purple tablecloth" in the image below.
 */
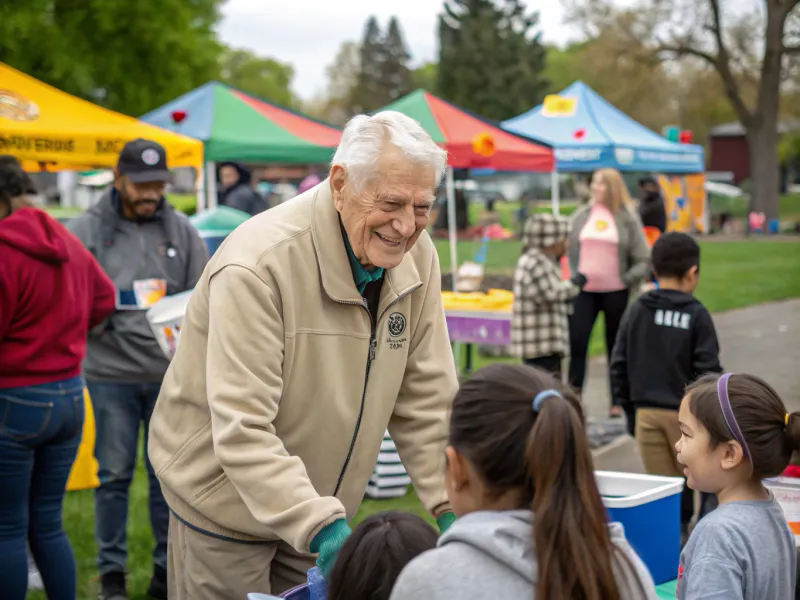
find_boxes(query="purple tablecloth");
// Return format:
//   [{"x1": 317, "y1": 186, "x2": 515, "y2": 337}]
[{"x1": 445, "y1": 311, "x2": 511, "y2": 346}]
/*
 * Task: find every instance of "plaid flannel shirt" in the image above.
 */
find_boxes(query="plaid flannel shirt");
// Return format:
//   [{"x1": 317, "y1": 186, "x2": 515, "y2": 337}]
[
  {"x1": 510, "y1": 251, "x2": 580, "y2": 360},
  {"x1": 511, "y1": 213, "x2": 580, "y2": 359}
]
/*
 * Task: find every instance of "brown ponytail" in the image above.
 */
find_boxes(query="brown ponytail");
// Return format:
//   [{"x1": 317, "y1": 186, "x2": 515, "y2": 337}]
[
  {"x1": 527, "y1": 387, "x2": 623, "y2": 600},
  {"x1": 449, "y1": 364, "x2": 637, "y2": 600}
]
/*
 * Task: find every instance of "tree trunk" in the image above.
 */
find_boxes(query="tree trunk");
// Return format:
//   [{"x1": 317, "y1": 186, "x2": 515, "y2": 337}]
[
  {"x1": 746, "y1": 4, "x2": 785, "y2": 222},
  {"x1": 747, "y1": 125, "x2": 781, "y2": 221}
]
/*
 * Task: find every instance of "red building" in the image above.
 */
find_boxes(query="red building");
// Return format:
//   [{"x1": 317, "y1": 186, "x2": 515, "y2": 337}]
[{"x1": 709, "y1": 121, "x2": 800, "y2": 187}]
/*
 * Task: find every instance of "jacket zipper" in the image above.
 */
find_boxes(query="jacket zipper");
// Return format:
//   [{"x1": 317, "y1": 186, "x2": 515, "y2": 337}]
[
  {"x1": 333, "y1": 300, "x2": 375, "y2": 497},
  {"x1": 331, "y1": 286, "x2": 420, "y2": 497}
]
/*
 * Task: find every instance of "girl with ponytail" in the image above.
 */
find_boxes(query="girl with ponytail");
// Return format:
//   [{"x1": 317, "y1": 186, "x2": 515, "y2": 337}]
[
  {"x1": 676, "y1": 373, "x2": 798, "y2": 599},
  {"x1": 390, "y1": 364, "x2": 656, "y2": 600}
]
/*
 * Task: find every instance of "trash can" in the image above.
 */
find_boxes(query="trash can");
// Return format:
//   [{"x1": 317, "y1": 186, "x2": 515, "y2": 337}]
[{"x1": 189, "y1": 206, "x2": 250, "y2": 256}]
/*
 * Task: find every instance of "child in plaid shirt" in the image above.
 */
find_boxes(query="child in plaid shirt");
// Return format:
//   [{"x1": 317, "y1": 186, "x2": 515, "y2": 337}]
[{"x1": 511, "y1": 214, "x2": 587, "y2": 377}]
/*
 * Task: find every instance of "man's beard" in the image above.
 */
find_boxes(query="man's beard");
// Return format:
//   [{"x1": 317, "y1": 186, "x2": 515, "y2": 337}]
[{"x1": 121, "y1": 190, "x2": 159, "y2": 220}]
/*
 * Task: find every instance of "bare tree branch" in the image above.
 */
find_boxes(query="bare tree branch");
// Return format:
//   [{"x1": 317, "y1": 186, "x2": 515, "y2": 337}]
[
  {"x1": 700, "y1": 0, "x2": 753, "y2": 124},
  {"x1": 786, "y1": 44, "x2": 800, "y2": 53},
  {"x1": 658, "y1": 44, "x2": 717, "y2": 65}
]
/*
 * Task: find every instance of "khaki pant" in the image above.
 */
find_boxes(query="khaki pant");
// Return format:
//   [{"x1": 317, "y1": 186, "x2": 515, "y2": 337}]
[
  {"x1": 635, "y1": 408, "x2": 682, "y2": 478},
  {"x1": 167, "y1": 513, "x2": 315, "y2": 600}
]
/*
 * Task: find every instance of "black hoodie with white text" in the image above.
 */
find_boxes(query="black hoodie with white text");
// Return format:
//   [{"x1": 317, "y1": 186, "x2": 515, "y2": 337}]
[{"x1": 610, "y1": 289, "x2": 722, "y2": 412}]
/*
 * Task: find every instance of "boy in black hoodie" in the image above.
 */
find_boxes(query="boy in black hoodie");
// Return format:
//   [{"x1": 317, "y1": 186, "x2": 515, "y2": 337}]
[{"x1": 610, "y1": 232, "x2": 721, "y2": 529}]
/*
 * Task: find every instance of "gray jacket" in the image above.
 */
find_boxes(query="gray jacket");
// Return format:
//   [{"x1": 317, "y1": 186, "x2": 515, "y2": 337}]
[
  {"x1": 219, "y1": 184, "x2": 266, "y2": 217},
  {"x1": 68, "y1": 190, "x2": 209, "y2": 382},
  {"x1": 390, "y1": 510, "x2": 657, "y2": 600},
  {"x1": 567, "y1": 204, "x2": 651, "y2": 288}
]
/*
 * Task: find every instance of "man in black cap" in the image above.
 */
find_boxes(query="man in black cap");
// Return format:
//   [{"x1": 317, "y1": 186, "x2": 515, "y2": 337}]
[
  {"x1": 68, "y1": 138, "x2": 209, "y2": 600},
  {"x1": 637, "y1": 175, "x2": 667, "y2": 233}
]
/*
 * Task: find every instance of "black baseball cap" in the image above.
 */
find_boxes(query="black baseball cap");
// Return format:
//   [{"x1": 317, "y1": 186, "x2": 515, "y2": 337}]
[
  {"x1": 116, "y1": 138, "x2": 172, "y2": 184},
  {"x1": 638, "y1": 175, "x2": 658, "y2": 186}
]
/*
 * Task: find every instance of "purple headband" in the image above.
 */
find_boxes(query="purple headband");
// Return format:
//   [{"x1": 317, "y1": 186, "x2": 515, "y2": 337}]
[{"x1": 717, "y1": 373, "x2": 751, "y2": 461}]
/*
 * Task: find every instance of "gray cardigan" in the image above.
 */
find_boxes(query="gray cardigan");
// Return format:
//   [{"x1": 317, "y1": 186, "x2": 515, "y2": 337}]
[{"x1": 567, "y1": 204, "x2": 651, "y2": 289}]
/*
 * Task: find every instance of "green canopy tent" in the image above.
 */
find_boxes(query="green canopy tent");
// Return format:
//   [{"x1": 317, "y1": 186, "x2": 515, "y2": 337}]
[{"x1": 141, "y1": 82, "x2": 342, "y2": 210}]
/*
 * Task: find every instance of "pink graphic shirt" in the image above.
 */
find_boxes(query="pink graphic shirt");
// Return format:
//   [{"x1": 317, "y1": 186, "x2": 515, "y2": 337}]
[{"x1": 577, "y1": 203, "x2": 626, "y2": 292}]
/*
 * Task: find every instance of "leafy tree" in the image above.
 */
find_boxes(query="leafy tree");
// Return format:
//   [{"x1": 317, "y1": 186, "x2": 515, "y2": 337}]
[
  {"x1": 564, "y1": 0, "x2": 800, "y2": 219},
  {"x1": 306, "y1": 41, "x2": 361, "y2": 125},
  {"x1": 220, "y1": 47, "x2": 296, "y2": 107},
  {"x1": 411, "y1": 62, "x2": 438, "y2": 92},
  {"x1": 437, "y1": 0, "x2": 549, "y2": 121},
  {"x1": 0, "y1": 0, "x2": 223, "y2": 116}
]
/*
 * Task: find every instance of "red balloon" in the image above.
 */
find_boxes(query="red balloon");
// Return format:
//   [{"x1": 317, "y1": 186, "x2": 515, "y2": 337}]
[
  {"x1": 574, "y1": 129, "x2": 586, "y2": 140},
  {"x1": 171, "y1": 110, "x2": 188, "y2": 124}
]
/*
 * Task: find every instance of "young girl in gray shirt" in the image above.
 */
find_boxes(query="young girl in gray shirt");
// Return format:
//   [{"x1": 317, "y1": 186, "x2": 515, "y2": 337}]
[
  {"x1": 390, "y1": 364, "x2": 656, "y2": 600},
  {"x1": 676, "y1": 373, "x2": 798, "y2": 599}
]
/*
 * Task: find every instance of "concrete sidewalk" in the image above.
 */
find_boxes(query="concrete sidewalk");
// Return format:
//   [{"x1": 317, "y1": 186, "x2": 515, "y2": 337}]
[{"x1": 588, "y1": 299, "x2": 800, "y2": 472}]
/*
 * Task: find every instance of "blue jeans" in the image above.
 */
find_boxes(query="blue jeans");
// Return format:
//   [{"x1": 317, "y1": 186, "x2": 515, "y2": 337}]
[
  {"x1": 0, "y1": 376, "x2": 85, "y2": 600},
  {"x1": 88, "y1": 381, "x2": 168, "y2": 575}
]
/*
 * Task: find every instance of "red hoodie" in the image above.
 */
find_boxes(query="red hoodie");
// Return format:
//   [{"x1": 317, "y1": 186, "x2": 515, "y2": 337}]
[{"x1": 0, "y1": 207, "x2": 115, "y2": 387}]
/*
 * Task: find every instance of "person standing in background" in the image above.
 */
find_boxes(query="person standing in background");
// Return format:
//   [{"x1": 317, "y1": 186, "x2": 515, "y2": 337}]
[
  {"x1": 637, "y1": 176, "x2": 667, "y2": 234},
  {"x1": 510, "y1": 213, "x2": 587, "y2": 377},
  {"x1": 566, "y1": 168, "x2": 650, "y2": 418},
  {"x1": 217, "y1": 162, "x2": 266, "y2": 216},
  {"x1": 68, "y1": 139, "x2": 209, "y2": 600},
  {"x1": 0, "y1": 156, "x2": 116, "y2": 600}
]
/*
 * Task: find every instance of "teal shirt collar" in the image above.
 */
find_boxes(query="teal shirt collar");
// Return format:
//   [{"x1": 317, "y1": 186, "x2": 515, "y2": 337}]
[{"x1": 342, "y1": 230, "x2": 383, "y2": 294}]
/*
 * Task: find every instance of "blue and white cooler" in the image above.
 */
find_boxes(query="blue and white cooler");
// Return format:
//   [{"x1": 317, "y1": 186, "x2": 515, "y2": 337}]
[{"x1": 596, "y1": 471, "x2": 685, "y2": 585}]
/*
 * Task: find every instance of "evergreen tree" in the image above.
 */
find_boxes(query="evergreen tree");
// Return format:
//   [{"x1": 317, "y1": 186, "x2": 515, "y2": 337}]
[
  {"x1": 350, "y1": 15, "x2": 414, "y2": 113},
  {"x1": 352, "y1": 16, "x2": 385, "y2": 114},
  {"x1": 381, "y1": 17, "x2": 412, "y2": 102},
  {"x1": 437, "y1": 0, "x2": 548, "y2": 121}
]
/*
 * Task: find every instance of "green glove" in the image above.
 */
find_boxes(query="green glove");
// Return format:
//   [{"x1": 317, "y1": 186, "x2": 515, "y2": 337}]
[
  {"x1": 310, "y1": 519, "x2": 351, "y2": 578},
  {"x1": 436, "y1": 511, "x2": 456, "y2": 534}
]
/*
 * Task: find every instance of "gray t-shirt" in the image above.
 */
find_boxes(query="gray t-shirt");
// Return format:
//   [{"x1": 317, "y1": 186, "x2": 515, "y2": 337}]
[{"x1": 677, "y1": 491, "x2": 796, "y2": 599}]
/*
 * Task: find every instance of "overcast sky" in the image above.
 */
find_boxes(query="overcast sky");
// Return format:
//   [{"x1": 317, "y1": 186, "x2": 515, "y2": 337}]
[{"x1": 217, "y1": 1, "x2": 582, "y2": 100}]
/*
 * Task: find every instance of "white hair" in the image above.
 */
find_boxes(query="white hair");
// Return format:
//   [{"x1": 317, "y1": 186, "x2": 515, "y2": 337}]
[{"x1": 332, "y1": 111, "x2": 448, "y2": 191}]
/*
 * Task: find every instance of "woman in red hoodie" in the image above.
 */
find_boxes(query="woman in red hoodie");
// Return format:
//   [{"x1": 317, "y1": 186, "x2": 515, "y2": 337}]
[{"x1": 0, "y1": 157, "x2": 115, "y2": 600}]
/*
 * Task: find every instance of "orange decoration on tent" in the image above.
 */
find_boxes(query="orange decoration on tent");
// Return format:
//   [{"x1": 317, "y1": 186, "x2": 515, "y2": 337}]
[{"x1": 472, "y1": 132, "x2": 496, "y2": 157}]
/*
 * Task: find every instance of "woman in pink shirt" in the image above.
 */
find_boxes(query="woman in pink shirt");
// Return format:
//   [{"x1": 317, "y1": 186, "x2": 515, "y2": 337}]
[{"x1": 566, "y1": 168, "x2": 650, "y2": 418}]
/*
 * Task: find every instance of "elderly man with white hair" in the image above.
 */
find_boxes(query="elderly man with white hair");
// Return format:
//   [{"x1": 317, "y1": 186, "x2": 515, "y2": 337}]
[{"x1": 147, "y1": 112, "x2": 459, "y2": 599}]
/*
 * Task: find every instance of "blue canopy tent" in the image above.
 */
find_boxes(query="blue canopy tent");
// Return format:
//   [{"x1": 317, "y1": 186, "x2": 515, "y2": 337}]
[{"x1": 501, "y1": 81, "x2": 705, "y2": 174}]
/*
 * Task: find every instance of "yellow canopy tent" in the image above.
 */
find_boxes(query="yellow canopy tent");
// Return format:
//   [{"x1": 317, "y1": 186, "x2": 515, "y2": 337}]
[{"x1": 0, "y1": 62, "x2": 203, "y2": 172}]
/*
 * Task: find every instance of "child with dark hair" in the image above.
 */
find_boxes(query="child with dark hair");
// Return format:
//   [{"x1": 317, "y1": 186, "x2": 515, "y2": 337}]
[
  {"x1": 610, "y1": 231, "x2": 721, "y2": 530},
  {"x1": 510, "y1": 214, "x2": 586, "y2": 377},
  {"x1": 390, "y1": 364, "x2": 656, "y2": 600},
  {"x1": 676, "y1": 373, "x2": 798, "y2": 599},
  {"x1": 250, "y1": 511, "x2": 437, "y2": 600},
  {"x1": 326, "y1": 511, "x2": 438, "y2": 600}
]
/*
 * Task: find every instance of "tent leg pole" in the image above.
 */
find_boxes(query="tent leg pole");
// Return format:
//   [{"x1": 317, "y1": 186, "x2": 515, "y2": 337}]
[
  {"x1": 445, "y1": 167, "x2": 458, "y2": 291},
  {"x1": 196, "y1": 160, "x2": 206, "y2": 214},
  {"x1": 205, "y1": 161, "x2": 217, "y2": 211},
  {"x1": 551, "y1": 169, "x2": 560, "y2": 216}
]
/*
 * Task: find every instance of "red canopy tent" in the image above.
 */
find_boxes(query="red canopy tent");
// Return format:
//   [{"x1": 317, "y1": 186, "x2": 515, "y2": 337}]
[
  {"x1": 381, "y1": 89, "x2": 554, "y2": 172},
  {"x1": 381, "y1": 90, "x2": 557, "y2": 285}
]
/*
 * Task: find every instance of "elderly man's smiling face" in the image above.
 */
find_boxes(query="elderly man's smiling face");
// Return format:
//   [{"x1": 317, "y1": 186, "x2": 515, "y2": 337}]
[{"x1": 331, "y1": 145, "x2": 436, "y2": 270}]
